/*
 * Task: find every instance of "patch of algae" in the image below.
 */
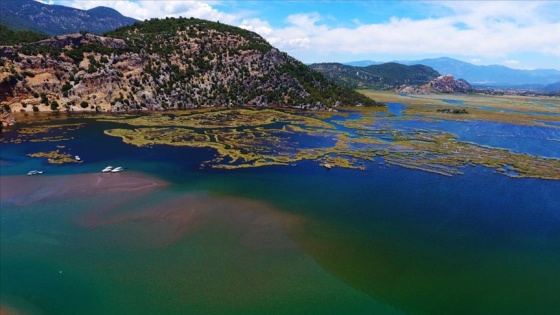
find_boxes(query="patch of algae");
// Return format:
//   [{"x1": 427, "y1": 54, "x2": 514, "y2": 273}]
[
  {"x1": 17, "y1": 123, "x2": 84, "y2": 135},
  {"x1": 98, "y1": 109, "x2": 335, "y2": 129},
  {"x1": 100, "y1": 108, "x2": 560, "y2": 180},
  {"x1": 3, "y1": 123, "x2": 84, "y2": 144},
  {"x1": 27, "y1": 150, "x2": 83, "y2": 164},
  {"x1": 104, "y1": 126, "x2": 350, "y2": 169}
]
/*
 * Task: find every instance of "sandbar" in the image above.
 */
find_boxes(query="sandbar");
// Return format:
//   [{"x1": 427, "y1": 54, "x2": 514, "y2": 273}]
[
  {"x1": 0, "y1": 171, "x2": 167, "y2": 207},
  {"x1": 1, "y1": 171, "x2": 301, "y2": 250},
  {"x1": 77, "y1": 191, "x2": 302, "y2": 250}
]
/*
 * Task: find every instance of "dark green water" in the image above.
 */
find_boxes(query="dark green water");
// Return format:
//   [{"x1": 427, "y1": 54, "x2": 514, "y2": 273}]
[{"x1": 1, "y1": 112, "x2": 560, "y2": 314}]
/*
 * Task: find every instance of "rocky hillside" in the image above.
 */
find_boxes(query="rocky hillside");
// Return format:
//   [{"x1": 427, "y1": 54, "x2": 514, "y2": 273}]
[
  {"x1": 1, "y1": 0, "x2": 137, "y2": 36},
  {"x1": 396, "y1": 75, "x2": 472, "y2": 94},
  {"x1": 309, "y1": 62, "x2": 440, "y2": 89},
  {"x1": 0, "y1": 17, "x2": 380, "y2": 118}
]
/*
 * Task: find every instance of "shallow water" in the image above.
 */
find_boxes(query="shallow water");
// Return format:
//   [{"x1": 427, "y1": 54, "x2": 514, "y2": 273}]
[
  {"x1": 1, "y1": 110, "x2": 560, "y2": 314},
  {"x1": 0, "y1": 173, "x2": 400, "y2": 315},
  {"x1": 355, "y1": 103, "x2": 560, "y2": 158}
]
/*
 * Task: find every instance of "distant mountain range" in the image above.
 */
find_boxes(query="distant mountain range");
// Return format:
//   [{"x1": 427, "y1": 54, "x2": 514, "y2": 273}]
[
  {"x1": 0, "y1": 0, "x2": 137, "y2": 36},
  {"x1": 345, "y1": 57, "x2": 560, "y2": 87},
  {"x1": 309, "y1": 62, "x2": 440, "y2": 89}
]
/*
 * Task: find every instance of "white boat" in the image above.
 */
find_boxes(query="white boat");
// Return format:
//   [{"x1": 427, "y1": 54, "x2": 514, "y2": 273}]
[
  {"x1": 324, "y1": 163, "x2": 332, "y2": 169},
  {"x1": 27, "y1": 170, "x2": 43, "y2": 176},
  {"x1": 111, "y1": 167, "x2": 123, "y2": 173},
  {"x1": 75, "y1": 155, "x2": 81, "y2": 161},
  {"x1": 102, "y1": 166, "x2": 113, "y2": 173}
]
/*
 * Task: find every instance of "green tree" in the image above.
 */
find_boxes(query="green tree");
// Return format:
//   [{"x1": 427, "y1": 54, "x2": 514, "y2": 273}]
[{"x1": 40, "y1": 93, "x2": 48, "y2": 104}]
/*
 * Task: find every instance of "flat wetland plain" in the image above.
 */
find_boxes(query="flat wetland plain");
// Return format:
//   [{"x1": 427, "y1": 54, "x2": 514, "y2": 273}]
[
  {"x1": 1, "y1": 92, "x2": 560, "y2": 314},
  {"x1": 360, "y1": 90, "x2": 560, "y2": 127}
]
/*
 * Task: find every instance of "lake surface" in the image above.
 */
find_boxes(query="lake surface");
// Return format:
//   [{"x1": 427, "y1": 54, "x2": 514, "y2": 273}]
[{"x1": 1, "y1": 106, "x2": 560, "y2": 314}]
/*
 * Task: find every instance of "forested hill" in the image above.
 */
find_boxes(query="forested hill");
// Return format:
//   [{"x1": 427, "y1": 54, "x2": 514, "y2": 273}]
[
  {"x1": 310, "y1": 62, "x2": 441, "y2": 89},
  {"x1": 0, "y1": 0, "x2": 137, "y2": 36},
  {"x1": 0, "y1": 24, "x2": 47, "y2": 46},
  {"x1": 0, "y1": 17, "x2": 380, "y2": 114}
]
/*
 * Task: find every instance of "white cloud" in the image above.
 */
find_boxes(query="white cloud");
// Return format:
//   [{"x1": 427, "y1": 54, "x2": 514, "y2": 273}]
[
  {"x1": 59, "y1": 1, "x2": 240, "y2": 24},
  {"x1": 503, "y1": 60, "x2": 520, "y2": 65},
  {"x1": 285, "y1": 12, "x2": 322, "y2": 28},
  {"x1": 470, "y1": 59, "x2": 481, "y2": 63},
  {"x1": 239, "y1": 18, "x2": 274, "y2": 36}
]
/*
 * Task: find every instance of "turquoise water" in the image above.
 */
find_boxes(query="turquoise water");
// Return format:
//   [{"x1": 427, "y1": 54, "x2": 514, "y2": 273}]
[
  {"x1": 440, "y1": 99, "x2": 464, "y2": 105},
  {"x1": 1, "y1": 110, "x2": 560, "y2": 314}
]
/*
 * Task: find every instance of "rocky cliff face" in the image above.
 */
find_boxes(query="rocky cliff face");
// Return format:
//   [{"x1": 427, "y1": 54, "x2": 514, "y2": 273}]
[
  {"x1": 0, "y1": 17, "x2": 379, "y2": 119},
  {"x1": 396, "y1": 74, "x2": 472, "y2": 94},
  {"x1": 422, "y1": 74, "x2": 472, "y2": 93},
  {"x1": 1, "y1": 33, "x2": 134, "y2": 113}
]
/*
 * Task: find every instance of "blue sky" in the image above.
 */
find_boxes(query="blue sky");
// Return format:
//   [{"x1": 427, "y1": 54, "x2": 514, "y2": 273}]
[{"x1": 42, "y1": 1, "x2": 560, "y2": 70}]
